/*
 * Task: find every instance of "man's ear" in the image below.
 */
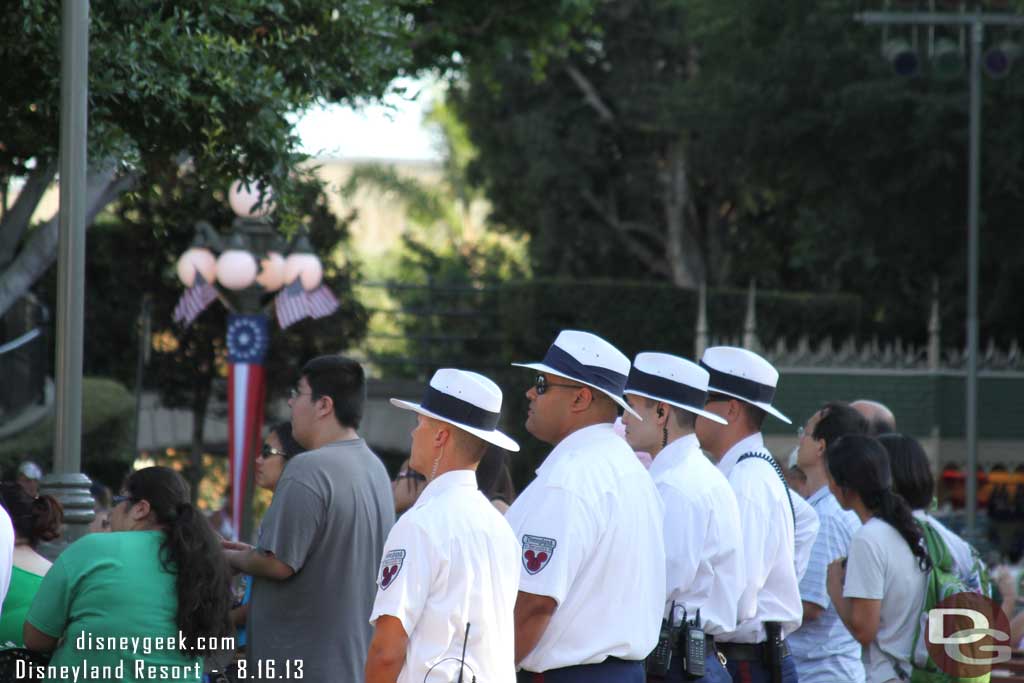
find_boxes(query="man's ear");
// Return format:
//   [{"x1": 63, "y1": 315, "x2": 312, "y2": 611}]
[
  {"x1": 316, "y1": 395, "x2": 335, "y2": 420},
  {"x1": 434, "y1": 424, "x2": 452, "y2": 449},
  {"x1": 570, "y1": 386, "x2": 595, "y2": 413}
]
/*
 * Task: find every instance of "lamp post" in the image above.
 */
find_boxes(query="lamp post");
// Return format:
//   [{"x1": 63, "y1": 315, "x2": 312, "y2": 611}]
[
  {"x1": 175, "y1": 182, "x2": 336, "y2": 542},
  {"x1": 856, "y1": 5, "x2": 1024, "y2": 538},
  {"x1": 41, "y1": 0, "x2": 94, "y2": 552}
]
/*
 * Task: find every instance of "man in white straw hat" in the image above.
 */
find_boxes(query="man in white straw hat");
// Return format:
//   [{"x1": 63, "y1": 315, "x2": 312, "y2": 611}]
[
  {"x1": 507, "y1": 330, "x2": 666, "y2": 683},
  {"x1": 366, "y1": 368, "x2": 522, "y2": 683},
  {"x1": 621, "y1": 352, "x2": 743, "y2": 683},
  {"x1": 693, "y1": 346, "x2": 810, "y2": 683}
]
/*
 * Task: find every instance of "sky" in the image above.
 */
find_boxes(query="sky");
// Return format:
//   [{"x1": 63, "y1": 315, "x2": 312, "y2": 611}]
[{"x1": 292, "y1": 77, "x2": 442, "y2": 162}]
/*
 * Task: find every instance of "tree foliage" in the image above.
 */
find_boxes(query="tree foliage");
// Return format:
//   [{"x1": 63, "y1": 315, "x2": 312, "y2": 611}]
[{"x1": 454, "y1": 0, "x2": 1024, "y2": 344}]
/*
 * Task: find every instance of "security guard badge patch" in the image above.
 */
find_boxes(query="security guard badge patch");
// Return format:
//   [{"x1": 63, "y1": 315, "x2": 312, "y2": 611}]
[
  {"x1": 522, "y1": 535, "x2": 556, "y2": 575},
  {"x1": 380, "y1": 549, "x2": 406, "y2": 589}
]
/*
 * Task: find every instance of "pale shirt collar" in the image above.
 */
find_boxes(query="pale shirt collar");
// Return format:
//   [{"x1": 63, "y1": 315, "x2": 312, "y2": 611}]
[
  {"x1": 412, "y1": 469, "x2": 478, "y2": 510},
  {"x1": 716, "y1": 432, "x2": 766, "y2": 478},
  {"x1": 648, "y1": 433, "x2": 701, "y2": 481},
  {"x1": 536, "y1": 422, "x2": 616, "y2": 475},
  {"x1": 805, "y1": 484, "x2": 831, "y2": 507}
]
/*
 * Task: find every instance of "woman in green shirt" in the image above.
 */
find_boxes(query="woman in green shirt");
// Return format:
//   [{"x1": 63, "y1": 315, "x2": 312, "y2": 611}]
[
  {"x1": 23, "y1": 467, "x2": 233, "y2": 683},
  {"x1": 0, "y1": 484, "x2": 62, "y2": 646}
]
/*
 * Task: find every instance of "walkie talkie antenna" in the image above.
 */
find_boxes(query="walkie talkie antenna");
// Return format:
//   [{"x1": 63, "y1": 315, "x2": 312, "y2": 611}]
[{"x1": 457, "y1": 622, "x2": 471, "y2": 683}]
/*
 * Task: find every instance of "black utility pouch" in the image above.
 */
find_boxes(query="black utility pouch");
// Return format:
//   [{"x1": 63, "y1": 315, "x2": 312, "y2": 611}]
[{"x1": 763, "y1": 621, "x2": 784, "y2": 683}]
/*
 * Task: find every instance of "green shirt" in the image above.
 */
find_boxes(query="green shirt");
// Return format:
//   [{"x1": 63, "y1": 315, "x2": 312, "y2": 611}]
[
  {"x1": 27, "y1": 531, "x2": 202, "y2": 683},
  {"x1": 0, "y1": 565, "x2": 45, "y2": 646}
]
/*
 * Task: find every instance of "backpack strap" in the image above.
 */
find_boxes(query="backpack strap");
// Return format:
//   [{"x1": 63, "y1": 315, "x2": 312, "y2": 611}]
[{"x1": 737, "y1": 451, "x2": 796, "y2": 531}]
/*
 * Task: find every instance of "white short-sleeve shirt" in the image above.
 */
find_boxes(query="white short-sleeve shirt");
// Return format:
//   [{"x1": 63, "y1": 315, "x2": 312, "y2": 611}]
[
  {"x1": 650, "y1": 434, "x2": 744, "y2": 635},
  {"x1": 843, "y1": 517, "x2": 928, "y2": 683},
  {"x1": 793, "y1": 489, "x2": 821, "y2": 581},
  {"x1": 505, "y1": 423, "x2": 666, "y2": 672},
  {"x1": 370, "y1": 470, "x2": 521, "y2": 683},
  {"x1": 716, "y1": 433, "x2": 803, "y2": 642}
]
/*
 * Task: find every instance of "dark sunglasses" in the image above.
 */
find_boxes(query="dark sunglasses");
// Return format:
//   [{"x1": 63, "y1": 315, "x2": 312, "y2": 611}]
[
  {"x1": 261, "y1": 444, "x2": 289, "y2": 459},
  {"x1": 534, "y1": 374, "x2": 581, "y2": 396},
  {"x1": 704, "y1": 393, "x2": 733, "y2": 406},
  {"x1": 112, "y1": 494, "x2": 134, "y2": 507}
]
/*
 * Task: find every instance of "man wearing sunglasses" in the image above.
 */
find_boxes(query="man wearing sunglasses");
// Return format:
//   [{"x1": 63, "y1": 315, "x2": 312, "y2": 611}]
[
  {"x1": 506, "y1": 330, "x2": 666, "y2": 683},
  {"x1": 224, "y1": 355, "x2": 395, "y2": 683}
]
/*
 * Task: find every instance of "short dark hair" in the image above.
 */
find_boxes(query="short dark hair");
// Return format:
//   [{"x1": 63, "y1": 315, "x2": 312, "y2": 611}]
[
  {"x1": 867, "y1": 415, "x2": 896, "y2": 436},
  {"x1": 301, "y1": 355, "x2": 366, "y2": 429},
  {"x1": 878, "y1": 433, "x2": 934, "y2": 510},
  {"x1": 672, "y1": 406, "x2": 697, "y2": 431},
  {"x1": 269, "y1": 421, "x2": 304, "y2": 459},
  {"x1": 738, "y1": 400, "x2": 766, "y2": 431},
  {"x1": 812, "y1": 401, "x2": 868, "y2": 449}
]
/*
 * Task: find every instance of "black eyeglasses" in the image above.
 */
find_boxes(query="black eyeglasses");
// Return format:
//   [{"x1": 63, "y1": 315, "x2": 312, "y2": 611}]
[
  {"x1": 112, "y1": 494, "x2": 134, "y2": 507},
  {"x1": 704, "y1": 393, "x2": 732, "y2": 406},
  {"x1": 261, "y1": 444, "x2": 289, "y2": 459},
  {"x1": 534, "y1": 374, "x2": 581, "y2": 396}
]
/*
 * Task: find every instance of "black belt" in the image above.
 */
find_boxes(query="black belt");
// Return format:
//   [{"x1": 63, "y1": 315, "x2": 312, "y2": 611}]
[{"x1": 715, "y1": 640, "x2": 789, "y2": 662}]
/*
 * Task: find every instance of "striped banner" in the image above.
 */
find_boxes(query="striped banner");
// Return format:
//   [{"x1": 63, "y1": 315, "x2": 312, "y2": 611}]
[{"x1": 226, "y1": 314, "x2": 270, "y2": 541}]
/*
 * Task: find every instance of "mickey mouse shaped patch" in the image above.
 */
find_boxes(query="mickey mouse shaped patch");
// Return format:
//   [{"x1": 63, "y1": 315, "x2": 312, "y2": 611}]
[
  {"x1": 522, "y1": 535, "x2": 556, "y2": 575},
  {"x1": 380, "y1": 548, "x2": 406, "y2": 589}
]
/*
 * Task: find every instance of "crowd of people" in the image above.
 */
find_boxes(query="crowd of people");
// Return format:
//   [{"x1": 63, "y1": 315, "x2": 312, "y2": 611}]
[{"x1": 0, "y1": 329, "x2": 1003, "y2": 683}]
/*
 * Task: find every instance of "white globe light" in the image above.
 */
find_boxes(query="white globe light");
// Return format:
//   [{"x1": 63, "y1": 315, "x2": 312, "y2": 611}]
[
  {"x1": 228, "y1": 180, "x2": 274, "y2": 219},
  {"x1": 284, "y1": 253, "x2": 323, "y2": 290},
  {"x1": 176, "y1": 247, "x2": 216, "y2": 287},
  {"x1": 215, "y1": 250, "x2": 259, "y2": 290},
  {"x1": 256, "y1": 252, "x2": 286, "y2": 292}
]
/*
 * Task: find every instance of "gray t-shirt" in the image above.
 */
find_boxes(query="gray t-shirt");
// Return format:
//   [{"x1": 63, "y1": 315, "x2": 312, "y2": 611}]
[
  {"x1": 843, "y1": 517, "x2": 928, "y2": 683},
  {"x1": 249, "y1": 438, "x2": 395, "y2": 682}
]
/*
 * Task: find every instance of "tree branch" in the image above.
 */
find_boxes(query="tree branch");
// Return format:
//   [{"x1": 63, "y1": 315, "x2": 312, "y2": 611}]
[
  {"x1": 564, "y1": 65, "x2": 616, "y2": 124},
  {"x1": 579, "y1": 188, "x2": 669, "y2": 276},
  {"x1": 0, "y1": 167, "x2": 139, "y2": 317},
  {"x1": 0, "y1": 163, "x2": 57, "y2": 268}
]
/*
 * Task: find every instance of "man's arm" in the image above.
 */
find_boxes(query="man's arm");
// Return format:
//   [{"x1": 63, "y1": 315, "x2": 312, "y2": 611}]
[
  {"x1": 514, "y1": 591, "x2": 557, "y2": 665},
  {"x1": 224, "y1": 548, "x2": 295, "y2": 580},
  {"x1": 801, "y1": 600, "x2": 825, "y2": 622},
  {"x1": 365, "y1": 615, "x2": 408, "y2": 683},
  {"x1": 23, "y1": 622, "x2": 58, "y2": 653}
]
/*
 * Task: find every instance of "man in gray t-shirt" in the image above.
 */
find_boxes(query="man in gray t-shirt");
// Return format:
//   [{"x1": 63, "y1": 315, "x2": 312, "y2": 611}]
[{"x1": 225, "y1": 356, "x2": 395, "y2": 682}]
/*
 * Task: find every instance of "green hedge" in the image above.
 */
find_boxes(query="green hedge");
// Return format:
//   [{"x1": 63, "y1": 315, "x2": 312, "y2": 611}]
[
  {"x1": 0, "y1": 377, "x2": 136, "y2": 490},
  {"x1": 372, "y1": 278, "x2": 864, "y2": 490}
]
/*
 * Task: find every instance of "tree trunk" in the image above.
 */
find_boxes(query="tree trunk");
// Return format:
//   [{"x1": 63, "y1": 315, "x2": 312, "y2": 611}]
[
  {"x1": 0, "y1": 163, "x2": 57, "y2": 268},
  {"x1": 660, "y1": 139, "x2": 705, "y2": 288},
  {"x1": 0, "y1": 166, "x2": 137, "y2": 317}
]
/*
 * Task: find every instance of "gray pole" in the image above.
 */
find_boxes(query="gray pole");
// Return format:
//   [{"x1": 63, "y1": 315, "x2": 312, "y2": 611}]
[
  {"x1": 965, "y1": 20, "x2": 983, "y2": 537},
  {"x1": 42, "y1": 0, "x2": 95, "y2": 553}
]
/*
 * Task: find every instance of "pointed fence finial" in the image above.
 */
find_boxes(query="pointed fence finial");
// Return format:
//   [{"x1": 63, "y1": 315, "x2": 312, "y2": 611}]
[
  {"x1": 743, "y1": 279, "x2": 759, "y2": 352},
  {"x1": 695, "y1": 280, "x2": 709, "y2": 360}
]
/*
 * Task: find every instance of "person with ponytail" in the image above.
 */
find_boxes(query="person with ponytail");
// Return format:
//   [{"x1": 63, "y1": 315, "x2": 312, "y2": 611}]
[
  {"x1": 0, "y1": 483, "x2": 62, "y2": 646},
  {"x1": 23, "y1": 467, "x2": 232, "y2": 682},
  {"x1": 825, "y1": 435, "x2": 930, "y2": 683}
]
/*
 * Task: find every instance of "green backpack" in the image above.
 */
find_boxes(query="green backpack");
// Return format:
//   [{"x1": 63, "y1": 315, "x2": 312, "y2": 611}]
[{"x1": 909, "y1": 521, "x2": 990, "y2": 683}]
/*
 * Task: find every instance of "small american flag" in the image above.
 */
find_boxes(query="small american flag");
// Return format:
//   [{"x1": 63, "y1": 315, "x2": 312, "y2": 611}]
[
  {"x1": 173, "y1": 273, "x2": 218, "y2": 327},
  {"x1": 306, "y1": 285, "x2": 340, "y2": 319},
  {"x1": 275, "y1": 278, "x2": 308, "y2": 329}
]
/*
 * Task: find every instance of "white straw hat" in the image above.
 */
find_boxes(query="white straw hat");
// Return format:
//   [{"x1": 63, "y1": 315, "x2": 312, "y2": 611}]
[
  {"x1": 699, "y1": 346, "x2": 791, "y2": 424},
  {"x1": 390, "y1": 368, "x2": 520, "y2": 451},
  {"x1": 624, "y1": 352, "x2": 727, "y2": 425}
]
